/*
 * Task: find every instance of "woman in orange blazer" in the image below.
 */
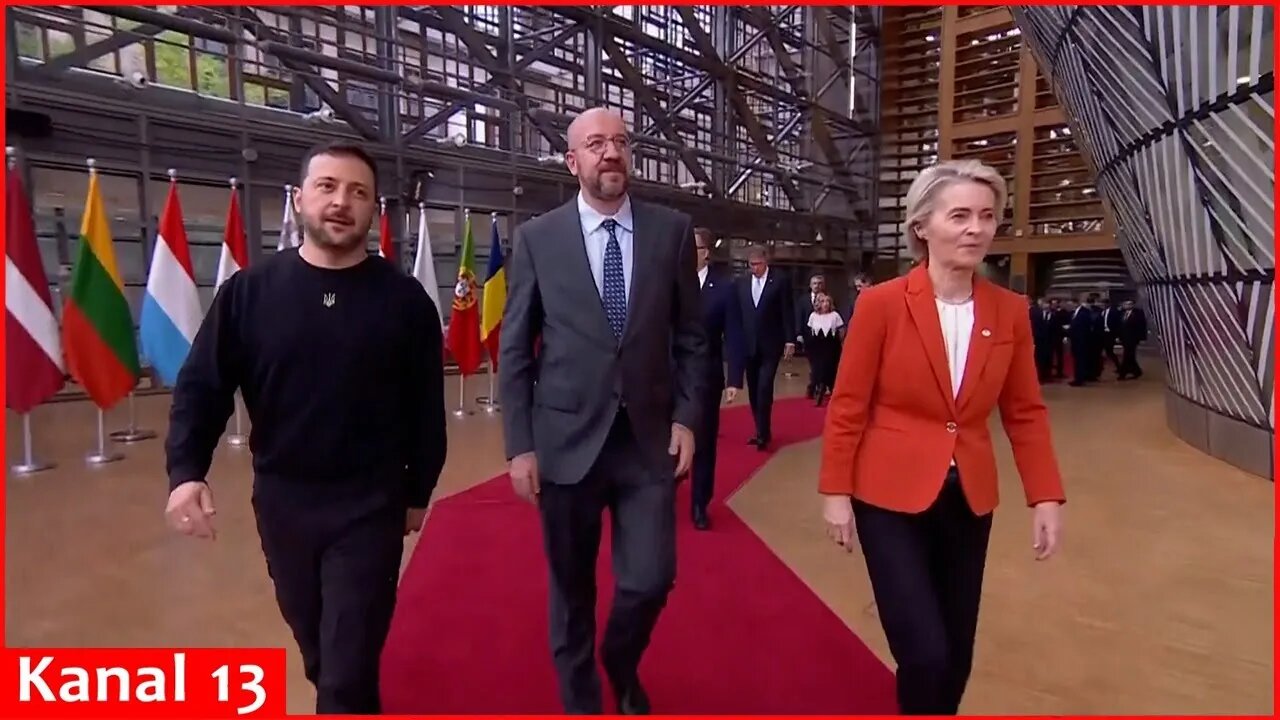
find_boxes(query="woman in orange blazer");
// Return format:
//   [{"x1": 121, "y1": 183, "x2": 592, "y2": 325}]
[{"x1": 819, "y1": 159, "x2": 1065, "y2": 715}]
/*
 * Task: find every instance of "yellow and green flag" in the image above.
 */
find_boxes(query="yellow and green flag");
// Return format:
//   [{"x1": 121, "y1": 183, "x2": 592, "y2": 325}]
[{"x1": 61, "y1": 165, "x2": 141, "y2": 409}]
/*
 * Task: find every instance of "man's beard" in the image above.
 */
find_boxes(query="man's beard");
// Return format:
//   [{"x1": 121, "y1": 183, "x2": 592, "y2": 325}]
[
  {"x1": 590, "y1": 165, "x2": 629, "y2": 200},
  {"x1": 302, "y1": 216, "x2": 371, "y2": 250}
]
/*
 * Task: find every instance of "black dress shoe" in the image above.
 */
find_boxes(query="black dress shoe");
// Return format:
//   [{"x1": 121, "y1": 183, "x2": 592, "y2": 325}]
[
  {"x1": 747, "y1": 436, "x2": 761, "y2": 446},
  {"x1": 692, "y1": 506, "x2": 710, "y2": 530},
  {"x1": 616, "y1": 682, "x2": 651, "y2": 715}
]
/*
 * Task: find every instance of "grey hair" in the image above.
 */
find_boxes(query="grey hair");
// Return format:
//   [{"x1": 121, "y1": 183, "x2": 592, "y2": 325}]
[{"x1": 904, "y1": 159, "x2": 1008, "y2": 260}]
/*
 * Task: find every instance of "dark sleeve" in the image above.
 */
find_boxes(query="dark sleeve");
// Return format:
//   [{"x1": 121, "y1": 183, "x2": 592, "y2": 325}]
[
  {"x1": 497, "y1": 223, "x2": 542, "y2": 460},
  {"x1": 781, "y1": 276, "x2": 797, "y2": 346},
  {"x1": 724, "y1": 283, "x2": 746, "y2": 389},
  {"x1": 404, "y1": 282, "x2": 447, "y2": 508},
  {"x1": 671, "y1": 216, "x2": 708, "y2": 430},
  {"x1": 165, "y1": 273, "x2": 242, "y2": 491}
]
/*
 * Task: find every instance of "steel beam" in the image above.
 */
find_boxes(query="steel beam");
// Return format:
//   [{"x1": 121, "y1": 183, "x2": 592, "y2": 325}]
[
  {"x1": 744, "y1": 7, "x2": 864, "y2": 215},
  {"x1": 597, "y1": 33, "x2": 715, "y2": 193},
  {"x1": 233, "y1": 7, "x2": 380, "y2": 141},
  {"x1": 401, "y1": 21, "x2": 582, "y2": 145},
  {"x1": 430, "y1": 7, "x2": 566, "y2": 153},
  {"x1": 674, "y1": 7, "x2": 808, "y2": 212}
]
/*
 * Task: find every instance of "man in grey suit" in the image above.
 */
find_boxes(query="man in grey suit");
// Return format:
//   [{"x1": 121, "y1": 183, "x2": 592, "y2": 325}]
[{"x1": 498, "y1": 107, "x2": 707, "y2": 715}]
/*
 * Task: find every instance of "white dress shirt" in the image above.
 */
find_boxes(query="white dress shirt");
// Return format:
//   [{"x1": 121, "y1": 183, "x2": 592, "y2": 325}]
[
  {"x1": 577, "y1": 192, "x2": 634, "y2": 302},
  {"x1": 751, "y1": 270, "x2": 768, "y2": 306},
  {"x1": 697, "y1": 266, "x2": 709, "y2": 289},
  {"x1": 936, "y1": 297, "x2": 974, "y2": 468}
]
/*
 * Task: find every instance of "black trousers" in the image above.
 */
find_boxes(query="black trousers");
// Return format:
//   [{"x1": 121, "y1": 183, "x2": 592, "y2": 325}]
[
  {"x1": 806, "y1": 334, "x2": 841, "y2": 392},
  {"x1": 538, "y1": 412, "x2": 677, "y2": 714},
  {"x1": 1119, "y1": 341, "x2": 1143, "y2": 377},
  {"x1": 252, "y1": 479, "x2": 405, "y2": 715},
  {"x1": 745, "y1": 352, "x2": 781, "y2": 442},
  {"x1": 691, "y1": 371, "x2": 723, "y2": 512},
  {"x1": 1033, "y1": 340, "x2": 1054, "y2": 382},
  {"x1": 853, "y1": 469, "x2": 993, "y2": 715}
]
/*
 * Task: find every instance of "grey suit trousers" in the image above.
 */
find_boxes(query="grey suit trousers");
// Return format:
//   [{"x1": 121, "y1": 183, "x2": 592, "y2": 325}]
[{"x1": 537, "y1": 409, "x2": 677, "y2": 714}]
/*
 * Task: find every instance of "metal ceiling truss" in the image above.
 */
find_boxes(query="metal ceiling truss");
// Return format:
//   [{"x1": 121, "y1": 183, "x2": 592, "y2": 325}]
[{"x1": 6, "y1": 4, "x2": 880, "y2": 254}]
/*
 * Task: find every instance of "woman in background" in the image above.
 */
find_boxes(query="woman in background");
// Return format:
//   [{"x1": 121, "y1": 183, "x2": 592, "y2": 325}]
[
  {"x1": 805, "y1": 292, "x2": 843, "y2": 406},
  {"x1": 817, "y1": 159, "x2": 1065, "y2": 715}
]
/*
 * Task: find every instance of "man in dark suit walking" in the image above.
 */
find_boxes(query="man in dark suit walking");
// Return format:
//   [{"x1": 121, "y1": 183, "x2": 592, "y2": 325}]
[
  {"x1": 734, "y1": 245, "x2": 795, "y2": 451},
  {"x1": 1031, "y1": 297, "x2": 1056, "y2": 383},
  {"x1": 499, "y1": 107, "x2": 707, "y2": 715},
  {"x1": 795, "y1": 273, "x2": 825, "y2": 398},
  {"x1": 1116, "y1": 299, "x2": 1148, "y2": 379},
  {"x1": 690, "y1": 227, "x2": 744, "y2": 530}
]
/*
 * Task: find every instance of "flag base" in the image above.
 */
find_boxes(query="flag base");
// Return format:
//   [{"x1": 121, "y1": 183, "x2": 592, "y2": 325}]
[
  {"x1": 86, "y1": 450, "x2": 124, "y2": 465},
  {"x1": 475, "y1": 396, "x2": 500, "y2": 414},
  {"x1": 10, "y1": 460, "x2": 55, "y2": 475},
  {"x1": 110, "y1": 428, "x2": 157, "y2": 443}
]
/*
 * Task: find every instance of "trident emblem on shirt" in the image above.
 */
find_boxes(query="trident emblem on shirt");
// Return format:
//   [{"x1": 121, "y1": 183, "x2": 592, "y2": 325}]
[{"x1": 322, "y1": 292, "x2": 336, "y2": 307}]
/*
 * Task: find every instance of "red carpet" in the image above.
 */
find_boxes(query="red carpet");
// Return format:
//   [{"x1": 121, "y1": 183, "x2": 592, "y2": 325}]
[{"x1": 380, "y1": 398, "x2": 898, "y2": 714}]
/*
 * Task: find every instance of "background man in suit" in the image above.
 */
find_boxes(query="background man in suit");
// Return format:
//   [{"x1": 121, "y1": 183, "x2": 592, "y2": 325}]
[
  {"x1": 1067, "y1": 298, "x2": 1094, "y2": 387},
  {"x1": 796, "y1": 273, "x2": 825, "y2": 398},
  {"x1": 734, "y1": 245, "x2": 795, "y2": 451},
  {"x1": 1031, "y1": 297, "x2": 1056, "y2": 382},
  {"x1": 1116, "y1": 299, "x2": 1148, "y2": 379},
  {"x1": 841, "y1": 272, "x2": 871, "y2": 327},
  {"x1": 690, "y1": 227, "x2": 744, "y2": 530},
  {"x1": 499, "y1": 107, "x2": 707, "y2": 715}
]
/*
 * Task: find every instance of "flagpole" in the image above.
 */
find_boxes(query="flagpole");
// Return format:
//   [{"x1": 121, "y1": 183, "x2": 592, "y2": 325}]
[
  {"x1": 454, "y1": 372, "x2": 471, "y2": 417},
  {"x1": 10, "y1": 413, "x2": 55, "y2": 475},
  {"x1": 227, "y1": 393, "x2": 248, "y2": 447},
  {"x1": 482, "y1": 362, "x2": 500, "y2": 414},
  {"x1": 86, "y1": 408, "x2": 124, "y2": 465},
  {"x1": 109, "y1": 390, "x2": 157, "y2": 443}
]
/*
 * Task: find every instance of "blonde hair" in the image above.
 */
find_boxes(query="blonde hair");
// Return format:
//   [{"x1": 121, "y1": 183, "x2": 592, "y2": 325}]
[{"x1": 904, "y1": 159, "x2": 1008, "y2": 260}]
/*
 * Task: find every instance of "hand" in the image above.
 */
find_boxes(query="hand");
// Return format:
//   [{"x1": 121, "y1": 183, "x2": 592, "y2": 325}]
[
  {"x1": 723, "y1": 386, "x2": 738, "y2": 404},
  {"x1": 165, "y1": 480, "x2": 217, "y2": 540},
  {"x1": 509, "y1": 452, "x2": 540, "y2": 504},
  {"x1": 669, "y1": 423, "x2": 694, "y2": 478},
  {"x1": 783, "y1": 342, "x2": 796, "y2": 360},
  {"x1": 1031, "y1": 501, "x2": 1063, "y2": 560},
  {"x1": 405, "y1": 507, "x2": 428, "y2": 535},
  {"x1": 822, "y1": 495, "x2": 855, "y2": 551}
]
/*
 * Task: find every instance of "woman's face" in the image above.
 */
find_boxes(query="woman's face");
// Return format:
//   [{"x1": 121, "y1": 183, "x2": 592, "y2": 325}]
[
  {"x1": 916, "y1": 180, "x2": 998, "y2": 271},
  {"x1": 817, "y1": 294, "x2": 833, "y2": 313}
]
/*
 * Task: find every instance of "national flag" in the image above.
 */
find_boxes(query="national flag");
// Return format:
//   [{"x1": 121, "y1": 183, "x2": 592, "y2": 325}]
[
  {"x1": 139, "y1": 176, "x2": 203, "y2": 387},
  {"x1": 377, "y1": 199, "x2": 396, "y2": 264},
  {"x1": 277, "y1": 185, "x2": 301, "y2": 251},
  {"x1": 5, "y1": 163, "x2": 66, "y2": 413},
  {"x1": 445, "y1": 211, "x2": 483, "y2": 376},
  {"x1": 216, "y1": 182, "x2": 249, "y2": 288},
  {"x1": 412, "y1": 203, "x2": 442, "y2": 327},
  {"x1": 480, "y1": 214, "x2": 506, "y2": 368},
  {"x1": 61, "y1": 164, "x2": 141, "y2": 410}
]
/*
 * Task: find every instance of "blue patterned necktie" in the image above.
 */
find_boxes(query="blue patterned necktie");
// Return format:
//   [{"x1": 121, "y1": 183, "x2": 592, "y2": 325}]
[{"x1": 601, "y1": 218, "x2": 626, "y2": 338}]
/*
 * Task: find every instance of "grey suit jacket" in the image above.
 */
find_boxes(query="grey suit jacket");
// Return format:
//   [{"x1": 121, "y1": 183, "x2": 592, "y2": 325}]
[{"x1": 498, "y1": 197, "x2": 708, "y2": 485}]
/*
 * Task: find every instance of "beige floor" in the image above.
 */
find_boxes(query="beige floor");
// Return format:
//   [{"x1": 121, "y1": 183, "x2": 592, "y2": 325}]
[{"x1": 5, "y1": 360, "x2": 1274, "y2": 715}]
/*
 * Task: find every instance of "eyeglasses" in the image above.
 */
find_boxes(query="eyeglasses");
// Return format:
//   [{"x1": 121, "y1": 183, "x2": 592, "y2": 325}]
[{"x1": 577, "y1": 135, "x2": 631, "y2": 155}]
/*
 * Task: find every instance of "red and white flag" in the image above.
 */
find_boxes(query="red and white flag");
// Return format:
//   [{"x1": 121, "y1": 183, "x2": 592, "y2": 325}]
[
  {"x1": 377, "y1": 198, "x2": 396, "y2": 264},
  {"x1": 5, "y1": 163, "x2": 66, "y2": 413},
  {"x1": 217, "y1": 182, "x2": 249, "y2": 288}
]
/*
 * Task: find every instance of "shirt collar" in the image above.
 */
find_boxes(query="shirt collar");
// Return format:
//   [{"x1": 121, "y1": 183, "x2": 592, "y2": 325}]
[{"x1": 578, "y1": 192, "x2": 634, "y2": 235}]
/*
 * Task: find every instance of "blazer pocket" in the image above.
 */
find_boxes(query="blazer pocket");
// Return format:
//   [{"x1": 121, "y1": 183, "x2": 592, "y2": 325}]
[{"x1": 534, "y1": 382, "x2": 580, "y2": 412}]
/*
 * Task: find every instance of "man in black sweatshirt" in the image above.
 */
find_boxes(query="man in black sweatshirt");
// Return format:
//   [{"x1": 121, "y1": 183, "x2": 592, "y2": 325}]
[{"x1": 163, "y1": 140, "x2": 447, "y2": 714}]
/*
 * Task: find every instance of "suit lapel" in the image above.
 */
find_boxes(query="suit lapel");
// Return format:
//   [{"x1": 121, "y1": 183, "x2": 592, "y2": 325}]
[
  {"x1": 558, "y1": 201, "x2": 614, "y2": 341},
  {"x1": 622, "y1": 201, "x2": 656, "y2": 345},
  {"x1": 955, "y1": 277, "x2": 999, "y2": 411},
  {"x1": 904, "y1": 265, "x2": 956, "y2": 415}
]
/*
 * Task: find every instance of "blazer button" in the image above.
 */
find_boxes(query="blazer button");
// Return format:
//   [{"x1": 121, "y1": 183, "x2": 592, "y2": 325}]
[{"x1": 945, "y1": 421, "x2": 957, "y2": 433}]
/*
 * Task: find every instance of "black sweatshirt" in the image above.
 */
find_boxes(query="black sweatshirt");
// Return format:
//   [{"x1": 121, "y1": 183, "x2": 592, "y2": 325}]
[{"x1": 165, "y1": 248, "x2": 447, "y2": 507}]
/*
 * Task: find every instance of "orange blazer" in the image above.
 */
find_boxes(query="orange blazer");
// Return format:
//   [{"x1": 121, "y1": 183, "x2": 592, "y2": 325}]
[{"x1": 818, "y1": 265, "x2": 1065, "y2": 516}]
